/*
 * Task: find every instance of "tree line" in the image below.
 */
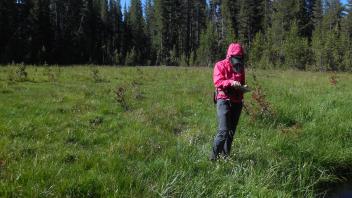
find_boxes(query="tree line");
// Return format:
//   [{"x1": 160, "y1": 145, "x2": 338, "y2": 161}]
[{"x1": 0, "y1": 0, "x2": 351, "y2": 71}]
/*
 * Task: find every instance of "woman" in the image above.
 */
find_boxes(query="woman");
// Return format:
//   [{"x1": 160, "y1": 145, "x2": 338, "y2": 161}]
[{"x1": 211, "y1": 43, "x2": 246, "y2": 160}]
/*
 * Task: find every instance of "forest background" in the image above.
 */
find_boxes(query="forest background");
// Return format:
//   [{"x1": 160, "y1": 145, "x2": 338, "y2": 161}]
[{"x1": 1, "y1": 0, "x2": 352, "y2": 71}]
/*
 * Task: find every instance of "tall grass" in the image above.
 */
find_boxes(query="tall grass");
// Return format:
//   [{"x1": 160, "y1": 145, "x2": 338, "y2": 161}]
[{"x1": 0, "y1": 65, "x2": 351, "y2": 197}]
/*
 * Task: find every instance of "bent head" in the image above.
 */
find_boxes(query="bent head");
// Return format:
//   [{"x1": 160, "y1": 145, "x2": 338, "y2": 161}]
[
  {"x1": 226, "y1": 43, "x2": 244, "y2": 72},
  {"x1": 230, "y1": 56, "x2": 244, "y2": 73}
]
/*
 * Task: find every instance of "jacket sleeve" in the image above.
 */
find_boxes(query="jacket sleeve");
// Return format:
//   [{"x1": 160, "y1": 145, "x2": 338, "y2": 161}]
[
  {"x1": 242, "y1": 69, "x2": 246, "y2": 85},
  {"x1": 213, "y1": 63, "x2": 233, "y2": 89}
]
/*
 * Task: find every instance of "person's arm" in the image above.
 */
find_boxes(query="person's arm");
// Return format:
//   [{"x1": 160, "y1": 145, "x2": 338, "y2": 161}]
[
  {"x1": 213, "y1": 63, "x2": 236, "y2": 89},
  {"x1": 242, "y1": 69, "x2": 245, "y2": 85}
]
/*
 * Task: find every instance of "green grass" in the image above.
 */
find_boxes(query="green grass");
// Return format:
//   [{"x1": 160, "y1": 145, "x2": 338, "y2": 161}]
[{"x1": 0, "y1": 65, "x2": 351, "y2": 197}]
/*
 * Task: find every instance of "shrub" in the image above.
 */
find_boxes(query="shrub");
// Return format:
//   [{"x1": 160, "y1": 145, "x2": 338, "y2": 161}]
[
  {"x1": 115, "y1": 87, "x2": 129, "y2": 111},
  {"x1": 15, "y1": 64, "x2": 28, "y2": 81},
  {"x1": 91, "y1": 68, "x2": 103, "y2": 83}
]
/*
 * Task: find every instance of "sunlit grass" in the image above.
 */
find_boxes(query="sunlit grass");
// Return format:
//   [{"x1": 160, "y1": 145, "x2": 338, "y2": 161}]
[{"x1": 0, "y1": 65, "x2": 351, "y2": 197}]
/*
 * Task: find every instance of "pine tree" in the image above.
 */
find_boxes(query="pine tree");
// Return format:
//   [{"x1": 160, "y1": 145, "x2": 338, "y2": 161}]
[
  {"x1": 0, "y1": 0, "x2": 17, "y2": 62},
  {"x1": 154, "y1": 0, "x2": 182, "y2": 65},
  {"x1": 108, "y1": 0, "x2": 123, "y2": 64},
  {"x1": 311, "y1": 30, "x2": 325, "y2": 71},
  {"x1": 221, "y1": 0, "x2": 238, "y2": 43},
  {"x1": 121, "y1": 3, "x2": 131, "y2": 65},
  {"x1": 9, "y1": 0, "x2": 53, "y2": 64},
  {"x1": 344, "y1": 0, "x2": 352, "y2": 38},
  {"x1": 311, "y1": 0, "x2": 324, "y2": 71},
  {"x1": 341, "y1": 0, "x2": 352, "y2": 71},
  {"x1": 323, "y1": 0, "x2": 343, "y2": 31},
  {"x1": 313, "y1": 0, "x2": 323, "y2": 29},
  {"x1": 145, "y1": 0, "x2": 156, "y2": 65},
  {"x1": 249, "y1": 31, "x2": 266, "y2": 67},
  {"x1": 237, "y1": 0, "x2": 255, "y2": 45},
  {"x1": 316, "y1": 0, "x2": 344, "y2": 71},
  {"x1": 282, "y1": 22, "x2": 310, "y2": 69},
  {"x1": 178, "y1": 0, "x2": 207, "y2": 65},
  {"x1": 295, "y1": 0, "x2": 310, "y2": 37},
  {"x1": 129, "y1": 0, "x2": 144, "y2": 43},
  {"x1": 0, "y1": 0, "x2": 350, "y2": 70},
  {"x1": 208, "y1": 0, "x2": 231, "y2": 61},
  {"x1": 269, "y1": 0, "x2": 286, "y2": 67},
  {"x1": 36, "y1": 0, "x2": 52, "y2": 63},
  {"x1": 254, "y1": 0, "x2": 271, "y2": 33},
  {"x1": 125, "y1": 47, "x2": 137, "y2": 65},
  {"x1": 196, "y1": 21, "x2": 220, "y2": 66}
]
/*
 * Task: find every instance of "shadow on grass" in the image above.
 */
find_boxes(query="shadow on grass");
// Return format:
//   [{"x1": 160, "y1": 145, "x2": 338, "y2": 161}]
[{"x1": 316, "y1": 164, "x2": 352, "y2": 197}]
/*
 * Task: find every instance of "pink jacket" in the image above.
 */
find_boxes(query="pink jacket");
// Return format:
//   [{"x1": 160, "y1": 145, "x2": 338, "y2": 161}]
[{"x1": 213, "y1": 43, "x2": 246, "y2": 103}]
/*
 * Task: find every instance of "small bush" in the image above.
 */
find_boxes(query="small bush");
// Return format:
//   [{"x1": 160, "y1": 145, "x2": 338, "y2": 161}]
[
  {"x1": 244, "y1": 72, "x2": 276, "y2": 122},
  {"x1": 91, "y1": 68, "x2": 104, "y2": 83},
  {"x1": 115, "y1": 87, "x2": 129, "y2": 111},
  {"x1": 7, "y1": 69, "x2": 15, "y2": 82},
  {"x1": 15, "y1": 64, "x2": 28, "y2": 81},
  {"x1": 330, "y1": 72, "x2": 338, "y2": 86},
  {"x1": 245, "y1": 86, "x2": 276, "y2": 122},
  {"x1": 43, "y1": 67, "x2": 57, "y2": 82}
]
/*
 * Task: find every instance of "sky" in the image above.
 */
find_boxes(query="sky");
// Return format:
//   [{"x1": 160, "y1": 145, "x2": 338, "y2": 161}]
[
  {"x1": 120, "y1": 0, "x2": 137, "y2": 8},
  {"x1": 121, "y1": 0, "x2": 349, "y2": 8}
]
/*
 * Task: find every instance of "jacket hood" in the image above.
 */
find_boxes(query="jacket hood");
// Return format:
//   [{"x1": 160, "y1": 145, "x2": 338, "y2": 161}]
[{"x1": 226, "y1": 43, "x2": 244, "y2": 59}]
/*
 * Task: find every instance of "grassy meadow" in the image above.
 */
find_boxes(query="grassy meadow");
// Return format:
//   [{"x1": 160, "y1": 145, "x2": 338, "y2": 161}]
[{"x1": 0, "y1": 65, "x2": 351, "y2": 197}]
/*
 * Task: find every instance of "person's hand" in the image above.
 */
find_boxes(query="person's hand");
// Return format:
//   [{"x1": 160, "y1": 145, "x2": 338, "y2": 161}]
[
  {"x1": 241, "y1": 85, "x2": 251, "y2": 93},
  {"x1": 231, "y1": 80, "x2": 241, "y2": 88}
]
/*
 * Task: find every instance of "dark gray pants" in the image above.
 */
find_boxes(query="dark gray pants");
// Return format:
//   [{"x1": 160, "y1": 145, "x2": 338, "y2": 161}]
[{"x1": 211, "y1": 99, "x2": 242, "y2": 160}]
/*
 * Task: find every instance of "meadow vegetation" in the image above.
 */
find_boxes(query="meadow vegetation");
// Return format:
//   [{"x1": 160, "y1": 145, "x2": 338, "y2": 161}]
[{"x1": 0, "y1": 65, "x2": 351, "y2": 197}]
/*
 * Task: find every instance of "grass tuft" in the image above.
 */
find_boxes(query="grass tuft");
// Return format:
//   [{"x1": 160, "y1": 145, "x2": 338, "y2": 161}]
[{"x1": 0, "y1": 66, "x2": 351, "y2": 197}]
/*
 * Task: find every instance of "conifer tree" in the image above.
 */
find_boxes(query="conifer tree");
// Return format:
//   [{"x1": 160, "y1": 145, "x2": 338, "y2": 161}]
[
  {"x1": 345, "y1": 0, "x2": 352, "y2": 38},
  {"x1": 311, "y1": 0, "x2": 325, "y2": 70},
  {"x1": 0, "y1": 0, "x2": 351, "y2": 70},
  {"x1": 0, "y1": 0, "x2": 17, "y2": 62},
  {"x1": 221, "y1": 0, "x2": 238, "y2": 43},
  {"x1": 237, "y1": 0, "x2": 254, "y2": 45},
  {"x1": 145, "y1": 0, "x2": 156, "y2": 64},
  {"x1": 282, "y1": 22, "x2": 310, "y2": 69},
  {"x1": 196, "y1": 21, "x2": 219, "y2": 66},
  {"x1": 341, "y1": 0, "x2": 352, "y2": 71},
  {"x1": 127, "y1": 0, "x2": 145, "y2": 64},
  {"x1": 108, "y1": 0, "x2": 123, "y2": 64}
]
